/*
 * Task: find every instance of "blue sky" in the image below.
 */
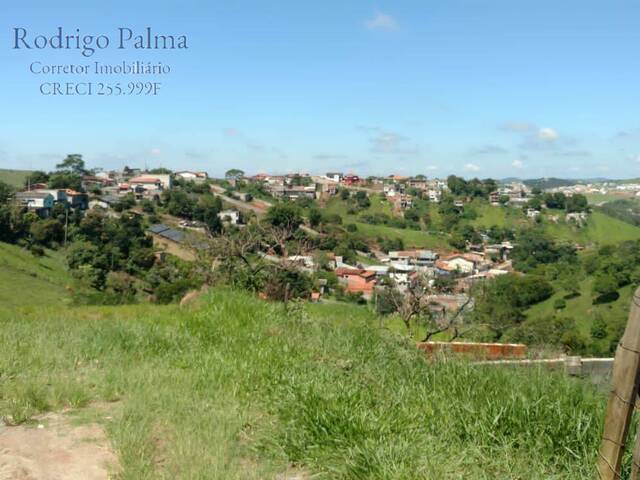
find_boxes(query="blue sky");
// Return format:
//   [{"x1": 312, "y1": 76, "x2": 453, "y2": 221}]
[{"x1": 1, "y1": 0, "x2": 639, "y2": 178}]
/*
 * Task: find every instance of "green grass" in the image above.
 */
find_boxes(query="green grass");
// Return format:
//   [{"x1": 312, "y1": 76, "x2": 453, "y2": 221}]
[
  {"x1": 526, "y1": 275, "x2": 633, "y2": 353},
  {"x1": 586, "y1": 193, "x2": 633, "y2": 204},
  {"x1": 323, "y1": 197, "x2": 449, "y2": 249},
  {"x1": 0, "y1": 288, "x2": 609, "y2": 479},
  {"x1": 0, "y1": 168, "x2": 31, "y2": 188},
  {"x1": 0, "y1": 242, "x2": 75, "y2": 311},
  {"x1": 542, "y1": 211, "x2": 640, "y2": 246}
]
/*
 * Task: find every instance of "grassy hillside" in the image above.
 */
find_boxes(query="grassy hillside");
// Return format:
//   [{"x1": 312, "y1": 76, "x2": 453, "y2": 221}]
[
  {"x1": 322, "y1": 196, "x2": 450, "y2": 249},
  {"x1": 526, "y1": 275, "x2": 633, "y2": 354},
  {"x1": 0, "y1": 289, "x2": 608, "y2": 478},
  {"x1": 542, "y1": 211, "x2": 640, "y2": 245},
  {"x1": 0, "y1": 242, "x2": 75, "y2": 311},
  {"x1": 0, "y1": 168, "x2": 31, "y2": 188}
]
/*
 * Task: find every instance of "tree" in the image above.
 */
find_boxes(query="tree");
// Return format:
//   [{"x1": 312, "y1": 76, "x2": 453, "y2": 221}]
[
  {"x1": 265, "y1": 203, "x2": 303, "y2": 230},
  {"x1": 592, "y1": 274, "x2": 619, "y2": 303},
  {"x1": 225, "y1": 169, "x2": 245, "y2": 180},
  {"x1": 308, "y1": 208, "x2": 322, "y2": 227},
  {"x1": 24, "y1": 171, "x2": 49, "y2": 188},
  {"x1": 378, "y1": 275, "x2": 472, "y2": 340},
  {"x1": 565, "y1": 193, "x2": 588, "y2": 213},
  {"x1": 56, "y1": 154, "x2": 86, "y2": 175},
  {"x1": 0, "y1": 181, "x2": 13, "y2": 204},
  {"x1": 29, "y1": 218, "x2": 64, "y2": 246}
]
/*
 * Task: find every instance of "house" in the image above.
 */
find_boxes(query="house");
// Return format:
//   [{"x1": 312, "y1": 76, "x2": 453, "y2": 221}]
[
  {"x1": 388, "y1": 250, "x2": 439, "y2": 268},
  {"x1": 453, "y1": 199, "x2": 464, "y2": 208},
  {"x1": 129, "y1": 176, "x2": 163, "y2": 193},
  {"x1": 334, "y1": 268, "x2": 377, "y2": 297},
  {"x1": 268, "y1": 185, "x2": 316, "y2": 200},
  {"x1": 64, "y1": 189, "x2": 88, "y2": 209},
  {"x1": 427, "y1": 189, "x2": 441, "y2": 203},
  {"x1": 526, "y1": 208, "x2": 541, "y2": 219},
  {"x1": 82, "y1": 175, "x2": 115, "y2": 189},
  {"x1": 489, "y1": 191, "x2": 500, "y2": 205},
  {"x1": 396, "y1": 194, "x2": 413, "y2": 210},
  {"x1": 445, "y1": 255, "x2": 476, "y2": 273},
  {"x1": 343, "y1": 175, "x2": 360, "y2": 186},
  {"x1": 148, "y1": 173, "x2": 172, "y2": 190},
  {"x1": 388, "y1": 265, "x2": 419, "y2": 287},
  {"x1": 435, "y1": 254, "x2": 476, "y2": 275},
  {"x1": 217, "y1": 209, "x2": 240, "y2": 225},
  {"x1": 33, "y1": 189, "x2": 67, "y2": 204},
  {"x1": 407, "y1": 178, "x2": 428, "y2": 190},
  {"x1": 14, "y1": 191, "x2": 54, "y2": 214},
  {"x1": 89, "y1": 195, "x2": 120, "y2": 210},
  {"x1": 325, "y1": 172, "x2": 343, "y2": 183},
  {"x1": 176, "y1": 171, "x2": 208, "y2": 183},
  {"x1": 319, "y1": 182, "x2": 338, "y2": 197}
]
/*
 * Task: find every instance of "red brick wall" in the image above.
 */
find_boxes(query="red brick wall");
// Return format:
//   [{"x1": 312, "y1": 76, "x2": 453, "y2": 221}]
[{"x1": 416, "y1": 341, "x2": 527, "y2": 360}]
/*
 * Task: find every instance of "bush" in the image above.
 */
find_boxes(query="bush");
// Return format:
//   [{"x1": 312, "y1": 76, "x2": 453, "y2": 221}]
[{"x1": 553, "y1": 298, "x2": 566, "y2": 310}]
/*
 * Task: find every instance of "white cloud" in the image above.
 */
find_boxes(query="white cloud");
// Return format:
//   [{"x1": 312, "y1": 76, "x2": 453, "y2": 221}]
[
  {"x1": 365, "y1": 11, "x2": 398, "y2": 31},
  {"x1": 512, "y1": 159, "x2": 524, "y2": 169},
  {"x1": 464, "y1": 163, "x2": 480, "y2": 172},
  {"x1": 631, "y1": 154, "x2": 640, "y2": 163},
  {"x1": 150, "y1": 148, "x2": 161, "y2": 155},
  {"x1": 538, "y1": 127, "x2": 559, "y2": 142},
  {"x1": 425, "y1": 165, "x2": 438, "y2": 171}
]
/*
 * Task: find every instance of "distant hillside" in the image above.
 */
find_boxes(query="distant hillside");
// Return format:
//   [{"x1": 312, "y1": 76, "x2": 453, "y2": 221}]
[
  {"x1": 0, "y1": 168, "x2": 31, "y2": 188},
  {"x1": 0, "y1": 242, "x2": 74, "y2": 310},
  {"x1": 522, "y1": 178, "x2": 581, "y2": 190}
]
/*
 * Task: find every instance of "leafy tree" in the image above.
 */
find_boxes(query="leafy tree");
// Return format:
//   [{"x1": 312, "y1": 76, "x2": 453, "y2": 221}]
[
  {"x1": 565, "y1": 193, "x2": 588, "y2": 213},
  {"x1": 404, "y1": 208, "x2": 420, "y2": 222},
  {"x1": 591, "y1": 313, "x2": 607, "y2": 340},
  {"x1": 265, "y1": 203, "x2": 303, "y2": 230},
  {"x1": 29, "y1": 219, "x2": 64, "y2": 246},
  {"x1": 24, "y1": 170, "x2": 49, "y2": 188},
  {"x1": 511, "y1": 229, "x2": 575, "y2": 272},
  {"x1": 56, "y1": 154, "x2": 86, "y2": 175},
  {"x1": 48, "y1": 172, "x2": 82, "y2": 191},
  {"x1": 592, "y1": 274, "x2": 619, "y2": 303},
  {"x1": 225, "y1": 169, "x2": 245, "y2": 180},
  {"x1": 308, "y1": 208, "x2": 322, "y2": 227},
  {"x1": 354, "y1": 191, "x2": 370, "y2": 209},
  {"x1": 0, "y1": 181, "x2": 13, "y2": 203}
]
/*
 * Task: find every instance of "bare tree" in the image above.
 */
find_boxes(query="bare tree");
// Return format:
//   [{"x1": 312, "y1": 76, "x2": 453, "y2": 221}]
[{"x1": 379, "y1": 275, "x2": 473, "y2": 341}]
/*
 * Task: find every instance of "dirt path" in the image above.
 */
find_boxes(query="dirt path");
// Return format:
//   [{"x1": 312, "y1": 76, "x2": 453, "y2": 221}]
[{"x1": 0, "y1": 410, "x2": 119, "y2": 480}]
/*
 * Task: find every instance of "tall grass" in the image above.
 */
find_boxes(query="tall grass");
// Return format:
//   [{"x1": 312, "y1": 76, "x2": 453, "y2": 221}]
[{"x1": 0, "y1": 290, "x2": 607, "y2": 478}]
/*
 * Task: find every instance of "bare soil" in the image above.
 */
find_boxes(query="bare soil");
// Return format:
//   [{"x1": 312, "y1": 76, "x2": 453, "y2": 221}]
[{"x1": 0, "y1": 410, "x2": 119, "y2": 480}]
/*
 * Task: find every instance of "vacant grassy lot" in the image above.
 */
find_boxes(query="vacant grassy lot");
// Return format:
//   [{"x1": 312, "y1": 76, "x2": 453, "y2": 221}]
[{"x1": 0, "y1": 288, "x2": 609, "y2": 479}]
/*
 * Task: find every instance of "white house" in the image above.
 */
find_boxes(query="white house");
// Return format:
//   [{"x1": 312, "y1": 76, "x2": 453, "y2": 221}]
[
  {"x1": 325, "y1": 172, "x2": 343, "y2": 183},
  {"x1": 526, "y1": 208, "x2": 541, "y2": 218},
  {"x1": 15, "y1": 191, "x2": 54, "y2": 211},
  {"x1": 217, "y1": 209, "x2": 240, "y2": 225},
  {"x1": 176, "y1": 171, "x2": 208, "y2": 183}
]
